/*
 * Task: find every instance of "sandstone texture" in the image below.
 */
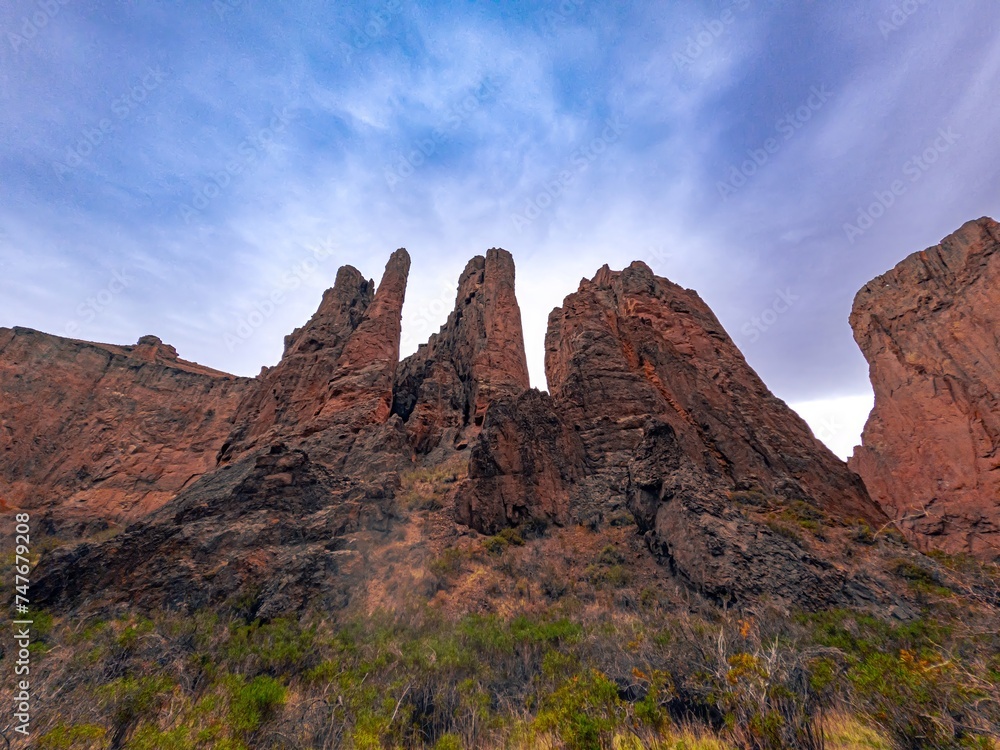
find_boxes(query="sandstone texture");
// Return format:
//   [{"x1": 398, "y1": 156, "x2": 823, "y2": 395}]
[
  {"x1": 850, "y1": 217, "x2": 1000, "y2": 560},
  {"x1": 0, "y1": 328, "x2": 252, "y2": 529}
]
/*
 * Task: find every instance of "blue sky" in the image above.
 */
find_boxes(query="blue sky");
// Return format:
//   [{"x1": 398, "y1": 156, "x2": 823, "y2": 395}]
[{"x1": 2, "y1": 0, "x2": 998, "y2": 457}]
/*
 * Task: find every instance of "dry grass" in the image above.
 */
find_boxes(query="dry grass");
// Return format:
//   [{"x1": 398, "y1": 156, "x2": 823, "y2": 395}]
[{"x1": 823, "y1": 712, "x2": 892, "y2": 750}]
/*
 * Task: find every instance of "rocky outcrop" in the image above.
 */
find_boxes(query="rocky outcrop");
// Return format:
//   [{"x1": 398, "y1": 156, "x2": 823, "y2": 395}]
[
  {"x1": 455, "y1": 389, "x2": 585, "y2": 534},
  {"x1": 850, "y1": 217, "x2": 1000, "y2": 560},
  {"x1": 0, "y1": 328, "x2": 252, "y2": 529},
  {"x1": 392, "y1": 248, "x2": 530, "y2": 455},
  {"x1": 222, "y1": 249, "x2": 411, "y2": 469},
  {"x1": 454, "y1": 260, "x2": 894, "y2": 607},
  {"x1": 32, "y1": 442, "x2": 398, "y2": 618},
  {"x1": 544, "y1": 261, "x2": 883, "y2": 524},
  {"x1": 33, "y1": 250, "x2": 414, "y2": 614},
  {"x1": 625, "y1": 420, "x2": 889, "y2": 609},
  {"x1": 29, "y1": 247, "x2": 919, "y2": 615},
  {"x1": 219, "y1": 265, "x2": 376, "y2": 456}
]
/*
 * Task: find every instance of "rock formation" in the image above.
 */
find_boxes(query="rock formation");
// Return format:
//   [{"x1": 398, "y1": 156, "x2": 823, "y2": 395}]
[
  {"x1": 850, "y1": 217, "x2": 1000, "y2": 560},
  {"x1": 454, "y1": 389, "x2": 586, "y2": 534},
  {"x1": 30, "y1": 247, "x2": 922, "y2": 615},
  {"x1": 544, "y1": 261, "x2": 882, "y2": 524},
  {"x1": 455, "y1": 260, "x2": 895, "y2": 607},
  {"x1": 222, "y1": 249, "x2": 411, "y2": 470},
  {"x1": 392, "y1": 248, "x2": 530, "y2": 456},
  {"x1": 0, "y1": 327, "x2": 252, "y2": 529},
  {"x1": 33, "y1": 251, "x2": 414, "y2": 615}
]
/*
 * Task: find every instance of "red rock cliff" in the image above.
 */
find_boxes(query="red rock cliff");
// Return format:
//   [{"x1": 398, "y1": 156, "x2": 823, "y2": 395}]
[
  {"x1": 222, "y1": 249, "x2": 410, "y2": 467},
  {"x1": 0, "y1": 328, "x2": 252, "y2": 528},
  {"x1": 545, "y1": 261, "x2": 882, "y2": 523},
  {"x1": 850, "y1": 217, "x2": 1000, "y2": 560}
]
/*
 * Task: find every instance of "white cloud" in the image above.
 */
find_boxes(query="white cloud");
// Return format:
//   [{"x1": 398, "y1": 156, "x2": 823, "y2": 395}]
[{"x1": 791, "y1": 393, "x2": 874, "y2": 460}]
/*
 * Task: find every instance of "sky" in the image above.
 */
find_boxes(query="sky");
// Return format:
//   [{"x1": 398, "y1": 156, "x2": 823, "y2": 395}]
[{"x1": 2, "y1": 1, "x2": 998, "y2": 459}]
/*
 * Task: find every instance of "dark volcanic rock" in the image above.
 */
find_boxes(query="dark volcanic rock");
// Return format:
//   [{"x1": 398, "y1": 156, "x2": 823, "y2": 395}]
[
  {"x1": 453, "y1": 259, "x2": 896, "y2": 608},
  {"x1": 626, "y1": 421, "x2": 885, "y2": 609},
  {"x1": 0, "y1": 327, "x2": 252, "y2": 527},
  {"x1": 392, "y1": 248, "x2": 530, "y2": 455},
  {"x1": 455, "y1": 389, "x2": 586, "y2": 534},
  {"x1": 29, "y1": 246, "x2": 919, "y2": 616},
  {"x1": 850, "y1": 217, "x2": 1000, "y2": 560},
  {"x1": 34, "y1": 250, "x2": 413, "y2": 614},
  {"x1": 32, "y1": 443, "x2": 398, "y2": 618}
]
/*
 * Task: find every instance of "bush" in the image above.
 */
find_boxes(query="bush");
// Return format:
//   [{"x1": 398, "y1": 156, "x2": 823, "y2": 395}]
[
  {"x1": 228, "y1": 675, "x2": 287, "y2": 735},
  {"x1": 100, "y1": 675, "x2": 174, "y2": 731},
  {"x1": 535, "y1": 669, "x2": 623, "y2": 750}
]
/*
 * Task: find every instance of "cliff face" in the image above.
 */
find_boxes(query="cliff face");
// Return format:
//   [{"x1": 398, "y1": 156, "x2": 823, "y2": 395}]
[
  {"x1": 850, "y1": 217, "x2": 1000, "y2": 560},
  {"x1": 32, "y1": 251, "x2": 414, "y2": 616},
  {"x1": 0, "y1": 328, "x2": 252, "y2": 529},
  {"x1": 222, "y1": 249, "x2": 411, "y2": 469},
  {"x1": 543, "y1": 261, "x2": 882, "y2": 523}
]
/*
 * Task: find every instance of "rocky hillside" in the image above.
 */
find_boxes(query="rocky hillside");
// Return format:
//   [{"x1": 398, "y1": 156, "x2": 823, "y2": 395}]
[{"x1": 29, "y1": 249, "x2": 915, "y2": 617}]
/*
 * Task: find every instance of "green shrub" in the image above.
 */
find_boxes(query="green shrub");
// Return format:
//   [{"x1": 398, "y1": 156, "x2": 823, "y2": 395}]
[
  {"x1": 228, "y1": 675, "x2": 287, "y2": 735},
  {"x1": 100, "y1": 675, "x2": 174, "y2": 729},
  {"x1": 430, "y1": 547, "x2": 467, "y2": 579},
  {"x1": 434, "y1": 733, "x2": 464, "y2": 750},
  {"x1": 483, "y1": 527, "x2": 525, "y2": 555},
  {"x1": 224, "y1": 615, "x2": 317, "y2": 675},
  {"x1": 535, "y1": 669, "x2": 622, "y2": 750}
]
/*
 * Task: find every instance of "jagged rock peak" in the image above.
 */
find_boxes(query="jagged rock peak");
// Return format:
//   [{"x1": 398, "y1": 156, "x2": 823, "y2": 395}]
[
  {"x1": 391, "y1": 247, "x2": 529, "y2": 454},
  {"x1": 544, "y1": 260, "x2": 882, "y2": 522},
  {"x1": 282, "y1": 265, "x2": 374, "y2": 358},
  {"x1": 850, "y1": 216, "x2": 1000, "y2": 560},
  {"x1": 222, "y1": 249, "x2": 411, "y2": 459}
]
